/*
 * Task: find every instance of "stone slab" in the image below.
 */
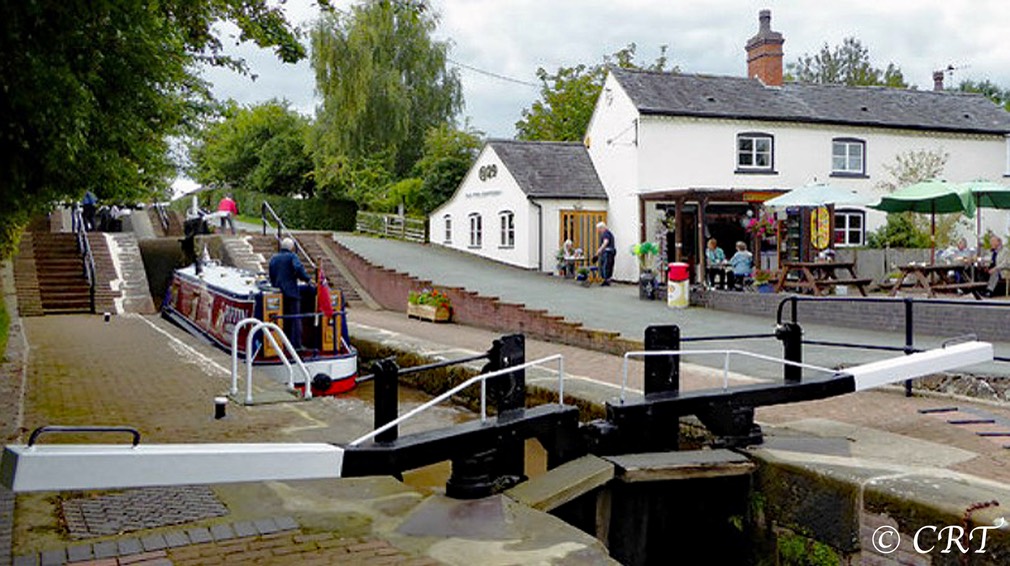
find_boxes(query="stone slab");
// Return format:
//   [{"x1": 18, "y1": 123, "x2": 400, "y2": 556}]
[
  {"x1": 506, "y1": 455, "x2": 614, "y2": 511},
  {"x1": 605, "y1": 449, "x2": 756, "y2": 483}
]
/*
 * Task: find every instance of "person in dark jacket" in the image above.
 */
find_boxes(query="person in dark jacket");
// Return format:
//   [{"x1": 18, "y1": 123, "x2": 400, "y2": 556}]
[
  {"x1": 593, "y1": 222, "x2": 616, "y2": 286},
  {"x1": 269, "y1": 237, "x2": 312, "y2": 349}
]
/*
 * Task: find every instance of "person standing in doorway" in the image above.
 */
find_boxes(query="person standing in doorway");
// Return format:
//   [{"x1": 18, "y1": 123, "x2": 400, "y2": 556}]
[
  {"x1": 217, "y1": 193, "x2": 238, "y2": 235},
  {"x1": 269, "y1": 237, "x2": 312, "y2": 349},
  {"x1": 594, "y1": 221, "x2": 616, "y2": 286}
]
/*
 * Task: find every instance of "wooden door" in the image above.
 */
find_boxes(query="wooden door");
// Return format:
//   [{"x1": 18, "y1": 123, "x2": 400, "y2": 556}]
[{"x1": 560, "y1": 210, "x2": 607, "y2": 255}]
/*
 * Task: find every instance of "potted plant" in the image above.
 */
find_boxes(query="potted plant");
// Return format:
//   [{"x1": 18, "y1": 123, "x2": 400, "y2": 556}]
[
  {"x1": 753, "y1": 269, "x2": 775, "y2": 293},
  {"x1": 631, "y1": 242, "x2": 660, "y2": 300},
  {"x1": 407, "y1": 288, "x2": 452, "y2": 322},
  {"x1": 575, "y1": 266, "x2": 591, "y2": 287}
]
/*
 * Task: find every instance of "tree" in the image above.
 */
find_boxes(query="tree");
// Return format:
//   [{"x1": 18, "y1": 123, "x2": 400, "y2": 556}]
[
  {"x1": 867, "y1": 148, "x2": 961, "y2": 248},
  {"x1": 310, "y1": 0, "x2": 462, "y2": 200},
  {"x1": 786, "y1": 37, "x2": 907, "y2": 87},
  {"x1": 413, "y1": 123, "x2": 482, "y2": 213},
  {"x1": 190, "y1": 100, "x2": 315, "y2": 197},
  {"x1": 957, "y1": 79, "x2": 1010, "y2": 112},
  {"x1": 0, "y1": 0, "x2": 309, "y2": 258},
  {"x1": 516, "y1": 44, "x2": 674, "y2": 142}
]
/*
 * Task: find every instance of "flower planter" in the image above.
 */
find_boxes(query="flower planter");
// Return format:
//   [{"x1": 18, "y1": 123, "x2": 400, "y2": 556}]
[
  {"x1": 407, "y1": 302, "x2": 451, "y2": 323},
  {"x1": 757, "y1": 283, "x2": 774, "y2": 294}
]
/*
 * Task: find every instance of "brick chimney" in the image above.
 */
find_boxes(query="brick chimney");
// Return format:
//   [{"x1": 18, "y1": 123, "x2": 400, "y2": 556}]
[
  {"x1": 745, "y1": 9, "x2": 785, "y2": 86},
  {"x1": 932, "y1": 70, "x2": 945, "y2": 91}
]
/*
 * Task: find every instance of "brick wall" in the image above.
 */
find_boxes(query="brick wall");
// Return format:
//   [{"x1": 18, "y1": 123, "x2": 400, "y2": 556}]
[
  {"x1": 327, "y1": 239, "x2": 642, "y2": 355},
  {"x1": 693, "y1": 288, "x2": 1010, "y2": 343}
]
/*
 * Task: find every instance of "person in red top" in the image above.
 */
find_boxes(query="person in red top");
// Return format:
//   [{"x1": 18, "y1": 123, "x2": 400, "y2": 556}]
[{"x1": 217, "y1": 193, "x2": 238, "y2": 235}]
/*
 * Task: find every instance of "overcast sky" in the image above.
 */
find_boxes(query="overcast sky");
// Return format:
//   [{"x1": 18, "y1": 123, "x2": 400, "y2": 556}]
[{"x1": 201, "y1": 0, "x2": 1010, "y2": 141}]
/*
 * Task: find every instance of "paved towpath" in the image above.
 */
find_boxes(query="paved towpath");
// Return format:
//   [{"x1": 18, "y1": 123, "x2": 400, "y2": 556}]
[{"x1": 335, "y1": 234, "x2": 1010, "y2": 380}]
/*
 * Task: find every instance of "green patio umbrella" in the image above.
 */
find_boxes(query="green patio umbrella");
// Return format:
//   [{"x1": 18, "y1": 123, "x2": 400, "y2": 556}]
[
  {"x1": 957, "y1": 180, "x2": 1010, "y2": 253},
  {"x1": 869, "y1": 179, "x2": 975, "y2": 263}
]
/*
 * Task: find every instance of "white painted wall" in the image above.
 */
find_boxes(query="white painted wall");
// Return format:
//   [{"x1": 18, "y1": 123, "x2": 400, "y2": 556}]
[
  {"x1": 429, "y1": 146, "x2": 535, "y2": 269},
  {"x1": 585, "y1": 73, "x2": 642, "y2": 281}
]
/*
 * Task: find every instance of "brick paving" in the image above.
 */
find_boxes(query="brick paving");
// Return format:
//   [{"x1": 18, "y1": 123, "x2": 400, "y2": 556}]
[
  {"x1": 62, "y1": 486, "x2": 227, "y2": 539},
  {"x1": 17, "y1": 527, "x2": 440, "y2": 566}
]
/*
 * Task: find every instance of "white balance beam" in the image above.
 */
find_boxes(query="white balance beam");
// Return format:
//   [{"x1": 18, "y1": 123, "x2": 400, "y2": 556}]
[
  {"x1": 848, "y1": 341, "x2": 993, "y2": 391},
  {"x1": 0, "y1": 443, "x2": 344, "y2": 492}
]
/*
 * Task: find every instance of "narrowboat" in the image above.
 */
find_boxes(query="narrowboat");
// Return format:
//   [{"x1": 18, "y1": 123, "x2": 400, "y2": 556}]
[{"x1": 162, "y1": 261, "x2": 357, "y2": 396}]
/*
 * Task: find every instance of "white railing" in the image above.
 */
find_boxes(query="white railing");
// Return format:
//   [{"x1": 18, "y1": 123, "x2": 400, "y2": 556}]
[
  {"x1": 231, "y1": 318, "x2": 313, "y2": 404},
  {"x1": 619, "y1": 349, "x2": 837, "y2": 404},
  {"x1": 349, "y1": 354, "x2": 565, "y2": 447}
]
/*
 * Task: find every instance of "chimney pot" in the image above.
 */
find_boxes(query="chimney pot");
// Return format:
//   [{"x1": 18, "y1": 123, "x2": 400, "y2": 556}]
[
  {"x1": 759, "y1": 9, "x2": 772, "y2": 32},
  {"x1": 932, "y1": 70, "x2": 945, "y2": 92}
]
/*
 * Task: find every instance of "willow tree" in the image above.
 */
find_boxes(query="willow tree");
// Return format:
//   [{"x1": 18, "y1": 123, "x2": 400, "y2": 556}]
[{"x1": 310, "y1": 0, "x2": 462, "y2": 198}]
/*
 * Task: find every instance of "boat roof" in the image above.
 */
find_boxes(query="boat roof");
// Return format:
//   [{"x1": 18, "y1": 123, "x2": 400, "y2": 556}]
[{"x1": 176, "y1": 263, "x2": 272, "y2": 297}]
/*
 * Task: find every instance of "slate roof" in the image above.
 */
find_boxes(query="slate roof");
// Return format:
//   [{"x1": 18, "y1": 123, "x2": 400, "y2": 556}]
[
  {"x1": 488, "y1": 140, "x2": 607, "y2": 199},
  {"x1": 611, "y1": 68, "x2": 1010, "y2": 135}
]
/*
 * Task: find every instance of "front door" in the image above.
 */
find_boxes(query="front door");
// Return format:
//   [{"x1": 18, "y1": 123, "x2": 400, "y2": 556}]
[{"x1": 560, "y1": 210, "x2": 607, "y2": 256}]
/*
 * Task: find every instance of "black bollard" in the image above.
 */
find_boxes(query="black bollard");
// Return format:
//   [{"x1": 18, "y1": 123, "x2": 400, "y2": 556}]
[
  {"x1": 214, "y1": 397, "x2": 227, "y2": 420},
  {"x1": 372, "y1": 359, "x2": 399, "y2": 444}
]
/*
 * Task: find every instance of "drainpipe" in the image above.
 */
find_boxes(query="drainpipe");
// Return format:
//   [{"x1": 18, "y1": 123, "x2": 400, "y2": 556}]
[{"x1": 531, "y1": 200, "x2": 543, "y2": 271}]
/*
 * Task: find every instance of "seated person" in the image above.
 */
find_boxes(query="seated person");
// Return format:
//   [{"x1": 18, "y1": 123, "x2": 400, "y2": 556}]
[
  {"x1": 941, "y1": 237, "x2": 975, "y2": 283},
  {"x1": 984, "y1": 236, "x2": 1010, "y2": 297},
  {"x1": 704, "y1": 238, "x2": 727, "y2": 289},
  {"x1": 560, "y1": 239, "x2": 583, "y2": 278},
  {"x1": 727, "y1": 241, "x2": 754, "y2": 290}
]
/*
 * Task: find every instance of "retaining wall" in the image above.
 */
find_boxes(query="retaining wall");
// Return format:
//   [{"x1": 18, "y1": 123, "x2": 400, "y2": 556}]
[{"x1": 328, "y1": 237, "x2": 642, "y2": 355}]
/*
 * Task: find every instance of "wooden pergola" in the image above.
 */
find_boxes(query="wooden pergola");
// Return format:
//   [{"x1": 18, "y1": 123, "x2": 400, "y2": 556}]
[{"x1": 638, "y1": 187, "x2": 784, "y2": 281}]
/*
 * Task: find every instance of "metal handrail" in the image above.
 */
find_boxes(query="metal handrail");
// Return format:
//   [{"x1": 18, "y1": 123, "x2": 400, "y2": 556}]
[
  {"x1": 72, "y1": 205, "x2": 97, "y2": 313},
  {"x1": 231, "y1": 318, "x2": 313, "y2": 404},
  {"x1": 260, "y1": 201, "x2": 316, "y2": 270},
  {"x1": 349, "y1": 354, "x2": 566, "y2": 447},
  {"x1": 618, "y1": 349, "x2": 837, "y2": 404},
  {"x1": 152, "y1": 202, "x2": 170, "y2": 233}
]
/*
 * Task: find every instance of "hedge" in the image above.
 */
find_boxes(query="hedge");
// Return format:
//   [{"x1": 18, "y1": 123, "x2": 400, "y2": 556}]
[{"x1": 175, "y1": 188, "x2": 357, "y2": 232}]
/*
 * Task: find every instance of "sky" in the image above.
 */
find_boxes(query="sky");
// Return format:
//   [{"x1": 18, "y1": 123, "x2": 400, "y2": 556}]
[{"x1": 183, "y1": 0, "x2": 1010, "y2": 192}]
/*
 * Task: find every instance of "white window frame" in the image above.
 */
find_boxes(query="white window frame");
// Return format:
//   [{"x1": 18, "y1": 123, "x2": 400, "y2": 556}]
[
  {"x1": 498, "y1": 210, "x2": 515, "y2": 248},
  {"x1": 443, "y1": 214, "x2": 452, "y2": 244},
  {"x1": 468, "y1": 213, "x2": 482, "y2": 248},
  {"x1": 831, "y1": 138, "x2": 866, "y2": 176},
  {"x1": 834, "y1": 209, "x2": 865, "y2": 247},
  {"x1": 736, "y1": 133, "x2": 774, "y2": 172}
]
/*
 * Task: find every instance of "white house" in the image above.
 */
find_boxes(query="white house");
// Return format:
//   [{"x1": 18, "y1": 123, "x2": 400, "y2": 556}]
[
  {"x1": 434, "y1": 10, "x2": 1010, "y2": 282},
  {"x1": 430, "y1": 140, "x2": 607, "y2": 270}
]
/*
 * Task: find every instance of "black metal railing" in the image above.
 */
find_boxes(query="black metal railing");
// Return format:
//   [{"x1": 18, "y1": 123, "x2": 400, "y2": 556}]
[
  {"x1": 71, "y1": 205, "x2": 97, "y2": 313},
  {"x1": 775, "y1": 295, "x2": 1010, "y2": 395},
  {"x1": 260, "y1": 201, "x2": 316, "y2": 271}
]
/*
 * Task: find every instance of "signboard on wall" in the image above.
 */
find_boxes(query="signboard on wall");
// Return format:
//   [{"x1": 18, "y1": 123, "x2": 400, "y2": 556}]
[{"x1": 742, "y1": 191, "x2": 781, "y2": 203}]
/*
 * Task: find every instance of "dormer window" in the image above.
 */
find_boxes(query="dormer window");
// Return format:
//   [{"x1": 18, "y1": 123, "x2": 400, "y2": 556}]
[
  {"x1": 831, "y1": 138, "x2": 866, "y2": 177},
  {"x1": 736, "y1": 132, "x2": 775, "y2": 174}
]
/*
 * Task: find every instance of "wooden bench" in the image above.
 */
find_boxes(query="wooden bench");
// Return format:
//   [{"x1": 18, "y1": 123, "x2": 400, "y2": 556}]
[{"x1": 930, "y1": 282, "x2": 987, "y2": 299}]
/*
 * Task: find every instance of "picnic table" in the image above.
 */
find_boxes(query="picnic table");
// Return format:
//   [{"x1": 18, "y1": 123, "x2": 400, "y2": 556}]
[
  {"x1": 774, "y1": 261, "x2": 871, "y2": 296},
  {"x1": 888, "y1": 263, "x2": 987, "y2": 299}
]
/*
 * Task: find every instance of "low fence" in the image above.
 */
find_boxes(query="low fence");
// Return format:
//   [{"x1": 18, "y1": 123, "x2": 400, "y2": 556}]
[{"x1": 355, "y1": 212, "x2": 427, "y2": 243}]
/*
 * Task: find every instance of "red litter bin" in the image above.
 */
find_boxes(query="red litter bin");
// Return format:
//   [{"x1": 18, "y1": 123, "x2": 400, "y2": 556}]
[{"x1": 667, "y1": 262, "x2": 690, "y2": 308}]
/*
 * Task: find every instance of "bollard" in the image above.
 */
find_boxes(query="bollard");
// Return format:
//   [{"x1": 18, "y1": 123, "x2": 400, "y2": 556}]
[
  {"x1": 372, "y1": 359, "x2": 399, "y2": 444},
  {"x1": 103, "y1": 312, "x2": 111, "y2": 323},
  {"x1": 214, "y1": 397, "x2": 228, "y2": 420}
]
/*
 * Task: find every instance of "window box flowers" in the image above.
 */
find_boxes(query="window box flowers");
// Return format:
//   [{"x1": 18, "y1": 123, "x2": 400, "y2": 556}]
[{"x1": 407, "y1": 288, "x2": 452, "y2": 323}]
